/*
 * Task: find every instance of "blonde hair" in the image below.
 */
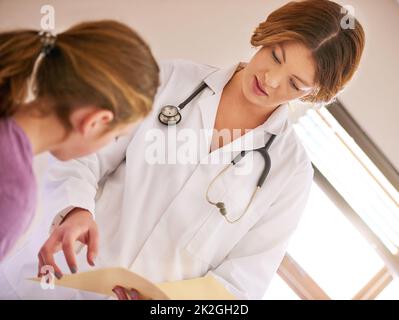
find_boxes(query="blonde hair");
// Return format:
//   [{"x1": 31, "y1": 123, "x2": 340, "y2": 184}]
[
  {"x1": 0, "y1": 20, "x2": 159, "y2": 128},
  {"x1": 251, "y1": 0, "x2": 365, "y2": 103}
]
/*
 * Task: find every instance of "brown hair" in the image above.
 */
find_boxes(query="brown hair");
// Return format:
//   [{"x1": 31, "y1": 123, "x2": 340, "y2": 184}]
[
  {"x1": 251, "y1": 0, "x2": 365, "y2": 103},
  {"x1": 0, "y1": 20, "x2": 159, "y2": 128}
]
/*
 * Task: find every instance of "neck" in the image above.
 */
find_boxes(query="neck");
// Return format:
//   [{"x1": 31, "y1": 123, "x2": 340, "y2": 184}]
[{"x1": 12, "y1": 102, "x2": 65, "y2": 155}]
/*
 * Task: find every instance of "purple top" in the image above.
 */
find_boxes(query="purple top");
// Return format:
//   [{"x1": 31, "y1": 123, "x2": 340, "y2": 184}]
[{"x1": 0, "y1": 118, "x2": 36, "y2": 262}]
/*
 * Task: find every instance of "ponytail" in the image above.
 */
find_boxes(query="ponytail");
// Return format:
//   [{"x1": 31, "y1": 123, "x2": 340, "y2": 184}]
[
  {"x1": 0, "y1": 21, "x2": 159, "y2": 127},
  {"x1": 0, "y1": 30, "x2": 42, "y2": 118}
]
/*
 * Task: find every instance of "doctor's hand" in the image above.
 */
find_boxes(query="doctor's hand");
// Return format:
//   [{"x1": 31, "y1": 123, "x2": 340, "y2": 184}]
[
  {"x1": 37, "y1": 208, "x2": 99, "y2": 279},
  {"x1": 112, "y1": 286, "x2": 142, "y2": 300}
]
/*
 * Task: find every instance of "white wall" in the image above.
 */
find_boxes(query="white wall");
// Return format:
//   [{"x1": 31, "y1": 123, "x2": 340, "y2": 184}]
[{"x1": 0, "y1": 0, "x2": 398, "y2": 170}]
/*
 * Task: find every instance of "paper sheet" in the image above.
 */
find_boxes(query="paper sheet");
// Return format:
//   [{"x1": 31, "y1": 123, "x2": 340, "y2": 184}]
[
  {"x1": 29, "y1": 267, "x2": 236, "y2": 300},
  {"x1": 157, "y1": 274, "x2": 236, "y2": 300}
]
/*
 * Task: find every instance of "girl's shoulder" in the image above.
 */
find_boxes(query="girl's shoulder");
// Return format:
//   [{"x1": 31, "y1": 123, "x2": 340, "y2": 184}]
[
  {"x1": 0, "y1": 118, "x2": 36, "y2": 261},
  {"x1": 0, "y1": 118, "x2": 33, "y2": 167}
]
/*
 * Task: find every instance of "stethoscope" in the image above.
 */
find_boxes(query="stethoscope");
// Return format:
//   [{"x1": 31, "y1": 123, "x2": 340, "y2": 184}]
[
  {"x1": 158, "y1": 82, "x2": 208, "y2": 126},
  {"x1": 158, "y1": 82, "x2": 277, "y2": 224}
]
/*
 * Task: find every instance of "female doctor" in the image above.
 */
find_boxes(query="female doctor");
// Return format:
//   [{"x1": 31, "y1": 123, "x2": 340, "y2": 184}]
[{"x1": 0, "y1": 0, "x2": 365, "y2": 300}]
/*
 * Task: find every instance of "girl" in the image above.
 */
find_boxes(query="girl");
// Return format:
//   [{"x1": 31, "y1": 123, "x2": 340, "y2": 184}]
[{"x1": 0, "y1": 20, "x2": 159, "y2": 261}]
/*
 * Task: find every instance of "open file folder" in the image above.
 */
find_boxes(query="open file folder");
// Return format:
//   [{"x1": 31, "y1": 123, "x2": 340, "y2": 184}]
[{"x1": 29, "y1": 267, "x2": 236, "y2": 300}]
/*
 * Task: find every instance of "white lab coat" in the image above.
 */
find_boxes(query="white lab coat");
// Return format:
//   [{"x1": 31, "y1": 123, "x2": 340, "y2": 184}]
[{"x1": 0, "y1": 59, "x2": 313, "y2": 300}]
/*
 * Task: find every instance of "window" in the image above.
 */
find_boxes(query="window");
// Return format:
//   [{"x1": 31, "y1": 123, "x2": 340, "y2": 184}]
[
  {"x1": 264, "y1": 102, "x2": 399, "y2": 300},
  {"x1": 287, "y1": 182, "x2": 385, "y2": 299},
  {"x1": 376, "y1": 277, "x2": 399, "y2": 300},
  {"x1": 294, "y1": 107, "x2": 399, "y2": 255}
]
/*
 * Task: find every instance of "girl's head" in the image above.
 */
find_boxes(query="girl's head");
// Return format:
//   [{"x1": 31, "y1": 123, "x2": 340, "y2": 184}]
[
  {"x1": 241, "y1": 0, "x2": 365, "y2": 108},
  {"x1": 0, "y1": 20, "x2": 159, "y2": 160}
]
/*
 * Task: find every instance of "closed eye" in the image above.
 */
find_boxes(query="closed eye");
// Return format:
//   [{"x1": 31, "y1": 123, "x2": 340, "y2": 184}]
[
  {"x1": 272, "y1": 47, "x2": 303, "y2": 92},
  {"x1": 290, "y1": 79, "x2": 300, "y2": 91},
  {"x1": 272, "y1": 50, "x2": 281, "y2": 64}
]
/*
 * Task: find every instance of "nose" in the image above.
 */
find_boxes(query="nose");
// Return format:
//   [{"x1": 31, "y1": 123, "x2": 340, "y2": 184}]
[{"x1": 264, "y1": 71, "x2": 281, "y2": 89}]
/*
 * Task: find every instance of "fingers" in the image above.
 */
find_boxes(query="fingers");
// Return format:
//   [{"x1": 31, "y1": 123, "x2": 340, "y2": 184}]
[
  {"x1": 86, "y1": 227, "x2": 99, "y2": 267},
  {"x1": 112, "y1": 286, "x2": 139, "y2": 300},
  {"x1": 38, "y1": 236, "x2": 63, "y2": 279},
  {"x1": 112, "y1": 286, "x2": 129, "y2": 300},
  {"x1": 62, "y1": 234, "x2": 78, "y2": 274},
  {"x1": 127, "y1": 288, "x2": 139, "y2": 300},
  {"x1": 37, "y1": 253, "x2": 45, "y2": 278},
  {"x1": 38, "y1": 210, "x2": 99, "y2": 278}
]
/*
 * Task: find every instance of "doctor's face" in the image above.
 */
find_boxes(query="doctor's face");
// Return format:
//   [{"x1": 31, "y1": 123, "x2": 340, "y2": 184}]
[{"x1": 242, "y1": 41, "x2": 317, "y2": 108}]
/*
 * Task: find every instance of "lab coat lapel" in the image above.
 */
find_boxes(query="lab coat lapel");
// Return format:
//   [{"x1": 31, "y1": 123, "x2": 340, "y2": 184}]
[
  {"x1": 197, "y1": 93, "x2": 221, "y2": 161},
  {"x1": 197, "y1": 63, "x2": 242, "y2": 161}
]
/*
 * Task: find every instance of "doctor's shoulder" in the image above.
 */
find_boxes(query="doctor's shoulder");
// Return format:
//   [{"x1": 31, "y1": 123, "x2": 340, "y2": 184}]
[
  {"x1": 278, "y1": 123, "x2": 314, "y2": 180},
  {"x1": 157, "y1": 59, "x2": 218, "y2": 89},
  {"x1": 151, "y1": 59, "x2": 218, "y2": 112}
]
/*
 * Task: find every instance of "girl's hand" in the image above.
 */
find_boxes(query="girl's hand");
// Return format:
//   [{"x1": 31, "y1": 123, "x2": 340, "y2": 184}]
[{"x1": 37, "y1": 208, "x2": 99, "y2": 279}]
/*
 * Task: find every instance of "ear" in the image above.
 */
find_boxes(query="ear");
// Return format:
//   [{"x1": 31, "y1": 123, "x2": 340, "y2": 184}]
[{"x1": 70, "y1": 107, "x2": 114, "y2": 137}]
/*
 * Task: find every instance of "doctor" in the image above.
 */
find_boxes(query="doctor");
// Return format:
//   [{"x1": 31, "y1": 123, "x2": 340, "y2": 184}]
[{"x1": 0, "y1": 0, "x2": 365, "y2": 299}]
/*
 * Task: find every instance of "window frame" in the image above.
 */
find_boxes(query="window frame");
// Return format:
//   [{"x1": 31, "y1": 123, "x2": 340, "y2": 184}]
[{"x1": 270, "y1": 100, "x2": 399, "y2": 300}]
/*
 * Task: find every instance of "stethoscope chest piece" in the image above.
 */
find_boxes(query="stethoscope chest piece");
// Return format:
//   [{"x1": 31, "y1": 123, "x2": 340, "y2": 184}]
[
  {"x1": 158, "y1": 81, "x2": 208, "y2": 126},
  {"x1": 158, "y1": 105, "x2": 182, "y2": 126}
]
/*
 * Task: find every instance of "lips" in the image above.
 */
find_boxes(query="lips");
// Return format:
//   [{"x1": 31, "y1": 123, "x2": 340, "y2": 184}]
[{"x1": 253, "y1": 76, "x2": 268, "y2": 96}]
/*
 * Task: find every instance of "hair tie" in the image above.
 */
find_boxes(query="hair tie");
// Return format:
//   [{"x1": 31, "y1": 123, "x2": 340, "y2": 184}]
[{"x1": 38, "y1": 30, "x2": 57, "y2": 55}]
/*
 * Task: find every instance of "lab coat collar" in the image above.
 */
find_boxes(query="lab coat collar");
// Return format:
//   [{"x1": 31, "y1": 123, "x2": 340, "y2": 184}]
[
  {"x1": 203, "y1": 62, "x2": 244, "y2": 95},
  {"x1": 255, "y1": 103, "x2": 289, "y2": 136}
]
